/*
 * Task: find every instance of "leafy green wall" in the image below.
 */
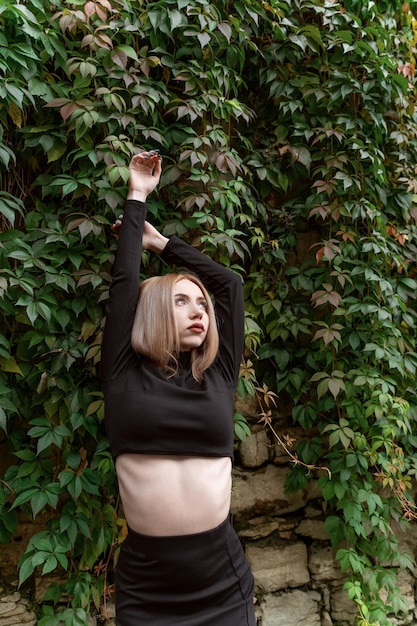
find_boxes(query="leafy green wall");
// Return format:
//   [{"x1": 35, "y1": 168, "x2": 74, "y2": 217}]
[{"x1": 1, "y1": 0, "x2": 417, "y2": 623}]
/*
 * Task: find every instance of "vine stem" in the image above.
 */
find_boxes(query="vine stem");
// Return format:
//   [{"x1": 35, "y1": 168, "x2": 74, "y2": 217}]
[
  {"x1": 1, "y1": 478, "x2": 14, "y2": 494},
  {"x1": 254, "y1": 384, "x2": 331, "y2": 478},
  {"x1": 262, "y1": 415, "x2": 332, "y2": 479}
]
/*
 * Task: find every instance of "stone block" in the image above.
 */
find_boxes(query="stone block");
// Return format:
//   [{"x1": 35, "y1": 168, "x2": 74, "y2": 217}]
[
  {"x1": 0, "y1": 590, "x2": 36, "y2": 626},
  {"x1": 309, "y1": 545, "x2": 344, "y2": 585},
  {"x1": 246, "y1": 542, "x2": 310, "y2": 593},
  {"x1": 260, "y1": 589, "x2": 322, "y2": 626},
  {"x1": 0, "y1": 606, "x2": 37, "y2": 625},
  {"x1": 392, "y1": 519, "x2": 417, "y2": 566},
  {"x1": 0, "y1": 603, "x2": 17, "y2": 617},
  {"x1": 234, "y1": 392, "x2": 258, "y2": 418},
  {"x1": 330, "y1": 586, "x2": 356, "y2": 624},
  {"x1": 0, "y1": 596, "x2": 20, "y2": 605},
  {"x1": 231, "y1": 464, "x2": 317, "y2": 519},
  {"x1": 238, "y1": 516, "x2": 296, "y2": 541},
  {"x1": 239, "y1": 428, "x2": 270, "y2": 468},
  {"x1": 295, "y1": 519, "x2": 329, "y2": 541},
  {"x1": 0, "y1": 618, "x2": 36, "y2": 626}
]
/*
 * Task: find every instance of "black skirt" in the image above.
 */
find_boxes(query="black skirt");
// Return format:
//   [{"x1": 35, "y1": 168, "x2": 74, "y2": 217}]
[{"x1": 115, "y1": 515, "x2": 256, "y2": 625}]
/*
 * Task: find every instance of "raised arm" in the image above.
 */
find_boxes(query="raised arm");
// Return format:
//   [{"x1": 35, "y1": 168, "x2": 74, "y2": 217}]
[
  {"x1": 161, "y1": 238, "x2": 245, "y2": 385},
  {"x1": 100, "y1": 152, "x2": 162, "y2": 383},
  {"x1": 102, "y1": 150, "x2": 245, "y2": 385}
]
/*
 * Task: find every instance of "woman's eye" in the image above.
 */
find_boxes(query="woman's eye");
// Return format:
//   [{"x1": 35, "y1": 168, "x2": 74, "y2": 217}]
[
  {"x1": 175, "y1": 297, "x2": 186, "y2": 305},
  {"x1": 199, "y1": 301, "x2": 208, "y2": 309}
]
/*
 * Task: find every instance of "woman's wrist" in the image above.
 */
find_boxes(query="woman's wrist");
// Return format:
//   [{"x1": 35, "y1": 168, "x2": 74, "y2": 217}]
[
  {"x1": 151, "y1": 235, "x2": 169, "y2": 255},
  {"x1": 127, "y1": 190, "x2": 148, "y2": 202}
]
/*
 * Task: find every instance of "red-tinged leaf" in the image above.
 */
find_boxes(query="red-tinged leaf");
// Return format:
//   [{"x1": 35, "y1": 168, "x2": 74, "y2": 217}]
[
  {"x1": 312, "y1": 179, "x2": 334, "y2": 196},
  {"x1": 328, "y1": 377, "x2": 344, "y2": 399},
  {"x1": 96, "y1": 6, "x2": 108, "y2": 21},
  {"x1": 225, "y1": 153, "x2": 241, "y2": 175},
  {"x1": 258, "y1": 411, "x2": 272, "y2": 426},
  {"x1": 96, "y1": 30, "x2": 113, "y2": 49},
  {"x1": 44, "y1": 98, "x2": 70, "y2": 108},
  {"x1": 327, "y1": 291, "x2": 342, "y2": 307},
  {"x1": 336, "y1": 230, "x2": 356, "y2": 243},
  {"x1": 81, "y1": 34, "x2": 94, "y2": 49},
  {"x1": 309, "y1": 202, "x2": 330, "y2": 220},
  {"x1": 323, "y1": 244, "x2": 335, "y2": 260},
  {"x1": 59, "y1": 14, "x2": 76, "y2": 33},
  {"x1": 111, "y1": 49, "x2": 127, "y2": 69},
  {"x1": 84, "y1": 1, "x2": 96, "y2": 17},
  {"x1": 398, "y1": 63, "x2": 415, "y2": 78},
  {"x1": 313, "y1": 328, "x2": 340, "y2": 344},
  {"x1": 214, "y1": 153, "x2": 227, "y2": 173},
  {"x1": 66, "y1": 217, "x2": 85, "y2": 233},
  {"x1": 322, "y1": 329, "x2": 334, "y2": 346},
  {"x1": 60, "y1": 102, "x2": 77, "y2": 122},
  {"x1": 78, "y1": 220, "x2": 93, "y2": 240},
  {"x1": 316, "y1": 247, "x2": 325, "y2": 263},
  {"x1": 283, "y1": 434, "x2": 296, "y2": 448}
]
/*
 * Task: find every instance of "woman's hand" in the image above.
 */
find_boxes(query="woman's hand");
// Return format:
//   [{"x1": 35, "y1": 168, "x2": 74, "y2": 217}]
[
  {"x1": 110, "y1": 215, "x2": 123, "y2": 240},
  {"x1": 127, "y1": 150, "x2": 162, "y2": 202},
  {"x1": 111, "y1": 217, "x2": 168, "y2": 254}
]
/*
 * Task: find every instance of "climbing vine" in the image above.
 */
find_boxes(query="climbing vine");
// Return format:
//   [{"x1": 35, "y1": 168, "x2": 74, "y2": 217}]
[{"x1": 1, "y1": 0, "x2": 417, "y2": 623}]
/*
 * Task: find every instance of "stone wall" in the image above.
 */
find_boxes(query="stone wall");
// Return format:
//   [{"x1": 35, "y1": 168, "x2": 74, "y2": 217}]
[
  {"x1": 1, "y1": 415, "x2": 417, "y2": 625},
  {"x1": 232, "y1": 415, "x2": 417, "y2": 626}
]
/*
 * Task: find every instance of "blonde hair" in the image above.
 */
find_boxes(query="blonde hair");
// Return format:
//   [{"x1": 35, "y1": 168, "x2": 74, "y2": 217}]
[{"x1": 131, "y1": 273, "x2": 219, "y2": 382}]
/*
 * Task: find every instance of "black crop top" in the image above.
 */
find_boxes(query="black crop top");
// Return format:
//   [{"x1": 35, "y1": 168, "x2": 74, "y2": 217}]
[{"x1": 100, "y1": 200, "x2": 244, "y2": 460}]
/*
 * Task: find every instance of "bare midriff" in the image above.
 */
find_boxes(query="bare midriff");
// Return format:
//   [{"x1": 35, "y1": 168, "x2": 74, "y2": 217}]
[{"x1": 115, "y1": 454, "x2": 232, "y2": 536}]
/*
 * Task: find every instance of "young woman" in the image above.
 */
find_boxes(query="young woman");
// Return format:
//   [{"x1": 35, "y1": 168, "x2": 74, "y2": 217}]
[{"x1": 100, "y1": 150, "x2": 256, "y2": 626}]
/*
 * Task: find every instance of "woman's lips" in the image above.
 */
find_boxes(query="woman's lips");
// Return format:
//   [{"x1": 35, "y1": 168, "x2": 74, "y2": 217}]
[{"x1": 188, "y1": 324, "x2": 204, "y2": 332}]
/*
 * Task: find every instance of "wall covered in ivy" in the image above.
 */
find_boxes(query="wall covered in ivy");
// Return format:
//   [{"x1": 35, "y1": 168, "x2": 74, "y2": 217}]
[{"x1": 1, "y1": 0, "x2": 417, "y2": 623}]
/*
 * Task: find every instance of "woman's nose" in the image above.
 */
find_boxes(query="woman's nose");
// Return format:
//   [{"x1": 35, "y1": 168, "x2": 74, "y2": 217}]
[{"x1": 190, "y1": 304, "x2": 203, "y2": 318}]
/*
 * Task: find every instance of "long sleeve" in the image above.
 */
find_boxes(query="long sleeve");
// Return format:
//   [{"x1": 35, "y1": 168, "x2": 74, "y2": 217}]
[
  {"x1": 101, "y1": 209, "x2": 243, "y2": 460},
  {"x1": 161, "y1": 237, "x2": 245, "y2": 385},
  {"x1": 100, "y1": 200, "x2": 147, "y2": 383}
]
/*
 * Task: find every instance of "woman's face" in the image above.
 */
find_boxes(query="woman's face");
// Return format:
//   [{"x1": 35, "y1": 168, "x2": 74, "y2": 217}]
[{"x1": 173, "y1": 278, "x2": 210, "y2": 351}]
